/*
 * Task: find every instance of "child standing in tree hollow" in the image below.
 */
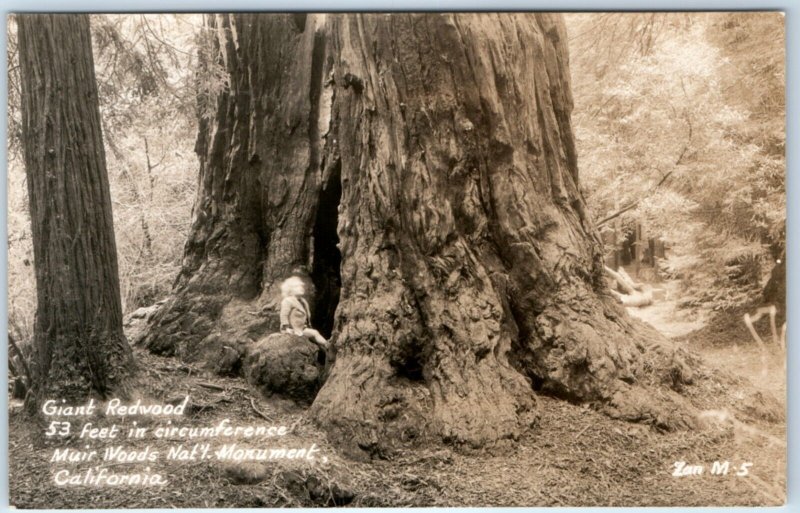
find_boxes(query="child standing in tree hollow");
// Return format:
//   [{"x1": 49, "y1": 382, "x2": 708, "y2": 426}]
[{"x1": 279, "y1": 276, "x2": 328, "y2": 348}]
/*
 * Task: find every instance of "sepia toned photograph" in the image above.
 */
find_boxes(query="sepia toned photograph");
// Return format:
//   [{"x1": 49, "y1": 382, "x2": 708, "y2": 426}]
[{"x1": 5, "y1": 11, "x2": 786, "y2": 508}]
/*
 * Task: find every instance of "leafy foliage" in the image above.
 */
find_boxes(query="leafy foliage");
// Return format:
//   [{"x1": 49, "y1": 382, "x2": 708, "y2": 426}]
[{"x1": 566, "y1": 13, "x2": 785, "y2": 310}]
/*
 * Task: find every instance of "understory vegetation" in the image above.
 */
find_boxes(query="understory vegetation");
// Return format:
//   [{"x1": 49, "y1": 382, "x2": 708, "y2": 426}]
[{"x1": 567, "y1": 12, "x2": 784, "y2": 310}]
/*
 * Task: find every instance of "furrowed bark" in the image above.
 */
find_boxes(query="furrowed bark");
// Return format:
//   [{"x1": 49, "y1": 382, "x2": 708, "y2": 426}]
[
  {"x1": 142, "y1": 13, "x2": 700, "y2": 451},
  {"x1": 140, "y1": 14, "x2": 327, "y2": 366},
  {"x1": 18, "y1": 14, "x2": 135, "y2": 404}
]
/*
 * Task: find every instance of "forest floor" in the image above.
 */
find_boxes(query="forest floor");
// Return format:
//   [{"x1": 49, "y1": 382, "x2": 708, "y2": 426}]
[{"x1": 8, "y1": 285, "x2": 786, "y2": 508}]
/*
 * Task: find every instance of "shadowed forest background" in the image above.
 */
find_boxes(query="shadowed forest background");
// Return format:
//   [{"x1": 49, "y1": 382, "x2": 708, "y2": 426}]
[{"x1": 6, "y1": 12, "x2": 785, "y2": 508}]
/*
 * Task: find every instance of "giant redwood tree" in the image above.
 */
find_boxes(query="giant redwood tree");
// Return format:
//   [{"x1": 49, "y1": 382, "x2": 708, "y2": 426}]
[
  {"x1": 141, "y1": 13, "x2": 702, "y2": 450},
  {"x1": 18, "y1": 14, "x2": 135, "y2": 403}
]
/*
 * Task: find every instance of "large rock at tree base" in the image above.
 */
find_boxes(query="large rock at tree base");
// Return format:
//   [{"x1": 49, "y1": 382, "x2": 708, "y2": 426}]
[
  {"x1": 137, "y1": 297, "x2": 281, "y2": 376},
  {"x1": 243, "y1": 333, "x2": 325, "y2": 402}
]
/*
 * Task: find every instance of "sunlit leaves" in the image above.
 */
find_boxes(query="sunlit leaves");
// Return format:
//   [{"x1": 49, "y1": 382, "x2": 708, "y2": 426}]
[{"x1": 566, "y1": 12, "x2": 785, "y2": 309}]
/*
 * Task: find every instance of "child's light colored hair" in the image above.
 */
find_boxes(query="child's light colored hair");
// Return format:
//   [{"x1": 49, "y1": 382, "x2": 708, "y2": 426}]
[{"x1": 280, "y1": 276, "x2": 305, "y2": 298}]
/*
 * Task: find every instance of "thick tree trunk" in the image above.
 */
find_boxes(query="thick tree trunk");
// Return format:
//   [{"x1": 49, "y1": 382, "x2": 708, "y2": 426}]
[
  {"x1": 18, "y1": 14, "x2": 135, "y2": 404},
  {"x1": 142, "y1": 13, "x2": 698, "y2": 449},
  {"x1": 139, "y1": 14, "x2": 330, "y2": 369}
]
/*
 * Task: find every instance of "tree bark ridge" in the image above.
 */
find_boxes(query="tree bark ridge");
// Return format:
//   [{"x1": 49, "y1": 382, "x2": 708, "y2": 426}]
[{"x1": 18, "y1": 14, "x2": 134, "y2": 403}]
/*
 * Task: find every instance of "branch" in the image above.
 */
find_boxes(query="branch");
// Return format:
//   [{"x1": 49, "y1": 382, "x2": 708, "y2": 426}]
[
  {"x1": 597, "y1": 201, "x2": 639, "y2": 228},
  {"x1": 597, "y1": 115, "x2": 693, "y2": 228},
  {"x1": 141, "y1": 15, "x2": 194, "y2": 57},
  {"x1": 249, "y1": 397, "x2": 273, "y2": 421}
]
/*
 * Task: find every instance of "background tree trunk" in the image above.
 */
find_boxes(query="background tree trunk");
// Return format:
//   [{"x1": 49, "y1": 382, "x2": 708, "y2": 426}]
[
  {"x1": 763, "y1": 255, "x2": 785, "y2": 311},
  {"x1": 142, "y1": 13, "x2": 699, "y2": 449},
  {"x1": 18, "y1": 14, "x2": 135, "y2": 404}
]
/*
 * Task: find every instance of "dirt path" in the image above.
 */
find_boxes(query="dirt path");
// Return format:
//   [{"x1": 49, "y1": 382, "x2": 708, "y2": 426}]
[
  {"x1": 625, "y1": 281, "x2": 707, "y2": 338},
  {"x1": 625, "y1": 280, "x2": 786, "y2": 402}
]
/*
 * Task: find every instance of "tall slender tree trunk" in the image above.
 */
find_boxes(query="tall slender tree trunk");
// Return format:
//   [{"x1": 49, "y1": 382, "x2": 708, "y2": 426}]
[
  {"x1": 18, "y1": 14, "x2": 134, "y2": 404},
  {"x1": 142, "y1": 13, "x2": 699, "y2": 450}
]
